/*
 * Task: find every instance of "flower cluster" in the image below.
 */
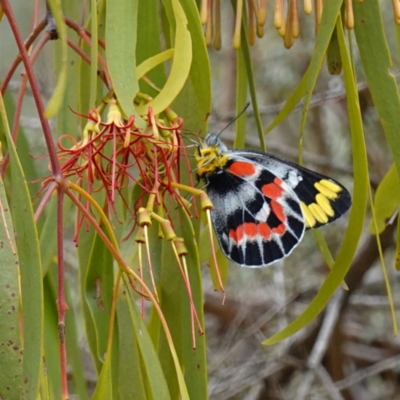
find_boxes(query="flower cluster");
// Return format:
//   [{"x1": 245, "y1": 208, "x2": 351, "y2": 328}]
[
  {"x1": 201, "y1": 0, "x2": 400, "y2": 50},
  {"x1": 50, "y1": 101, "x2": 192, "y2": 238}
]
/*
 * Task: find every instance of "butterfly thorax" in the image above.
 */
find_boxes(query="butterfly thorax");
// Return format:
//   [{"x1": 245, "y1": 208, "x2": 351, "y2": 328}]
[{"x1": 196, "y1": 133, "x2": 230, "y2": 179}]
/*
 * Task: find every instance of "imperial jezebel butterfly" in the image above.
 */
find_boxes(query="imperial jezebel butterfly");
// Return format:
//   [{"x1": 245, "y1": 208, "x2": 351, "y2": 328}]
[{"x1": 196, "y1": 134, "x2": 351, "y2": 267}]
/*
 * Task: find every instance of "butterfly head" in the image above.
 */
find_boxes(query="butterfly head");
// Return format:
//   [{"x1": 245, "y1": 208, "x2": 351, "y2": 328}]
[{"x1": 195, "y1": 133, "x2": 229, "y2": 179}]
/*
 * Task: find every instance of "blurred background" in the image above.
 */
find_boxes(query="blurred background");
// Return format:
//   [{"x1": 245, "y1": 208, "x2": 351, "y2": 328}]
[{"x1": 1, "y1": 1, "x2": 400, "y2": 399}]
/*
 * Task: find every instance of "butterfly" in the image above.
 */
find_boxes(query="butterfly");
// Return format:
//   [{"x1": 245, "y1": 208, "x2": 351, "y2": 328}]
[{"x1": 195, "y1": 133, "x2": 351, "y2": 267}]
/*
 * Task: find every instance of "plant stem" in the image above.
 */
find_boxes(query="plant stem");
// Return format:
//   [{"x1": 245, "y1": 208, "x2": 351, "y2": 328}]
[{"x1": 0, "y1": 0, "x2": 61, "y2": 177}]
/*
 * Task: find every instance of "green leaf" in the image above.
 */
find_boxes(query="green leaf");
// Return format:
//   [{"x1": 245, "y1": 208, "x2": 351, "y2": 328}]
[
  {"x1": 116, "y1": 294, "x2": 148, "y2": 400},
  {"x1": 42, "y1": 270, "x2": 89, "y2": 399},
  {"x1": 234, "y1": 44, "x2": 248, "y2": 149},
  {"x1": 198, "y1": 224, "x2": 213, "y2": 263},
  {"x1": 91, "y1": 341, "x2": 114, "y2": 400},
  {"x1": 84, "y1": 231, "x2": 114, "y2": 362},
  {"x1": 209, "y1": 246, "x2": 229, "y2": 291},
  {"x1": 396, "y1": 217, "x2": 400, "y2": 271},
  {"x1": 354, "y1": 0, "x2": 400, "y2": 178},
  {"x1": 2, "y1": 90, "x2": 42, "y2": 198},
  {"x1": 147, "y1": 210, "x2": 202, "y2": 400},
  {"x1": 327, "y1": 25, "x2": 342, "y2": 75},
  {"x1": 179, "y1": 209, "x2": 208, "y2": 399},
  {"x1": 136, "y1": 49, "x2": 175, "y2": 80},
  {"x1": 369, "y1": 164, "x2": 400, "y2": 234},
  {"x1": 136, "y1": 0, "x2": 192, "y2": 116},
  {"x1": 42, "y1": 274, "x2": 61, "y2": 399},
  {"x1": 0, "y1": 176, "x2": 23, "y2": 398},
  {"x1": 171, "y1": 0, "x2": 211, "y2": 133},
  {"x1": 117, "y1": 194, "x2": 171, "y2": 400},
  {"x1": 45, "y1": 0, "x2": 68, "y2": 118},
  {"x1": 106, "y1": 0, "x2": 139, "y2": 118},
  {"x1": 38, "y1": 197, "x2": 57, "y2": 274},
  {"x1": 297, "y1": 0, "x2": 342, "y2": 157},
  {"x1": 136, "y1": 0, "x2": 166, "y2": 93},
  {"x1": 78, "y1": 40, "x2": 92, "y2": 131},
  {"x1": 264, "y1": 70, "x2": 309, "y2": 134},
  {"x1": 55, "y1": 0, "x2": 80, "y2": 138},
  {"x1": 238, "y1": 19, "x2": 265, "y2": 151},
  {"x1": 65, "y1": 283, "x2": 90, "y2": 400},
  {"x1": 89, "y1": 0, "x2": 99, "y2": 109},
  {"x1": 118, "y1": 286, "x2": 171, "y2": 400},
  {"x1": 78, "y1": 227, "x2": 103, "y2": 374},
  {"x1": 0, "y1": 92, "x2": 43, "y2": 399}
]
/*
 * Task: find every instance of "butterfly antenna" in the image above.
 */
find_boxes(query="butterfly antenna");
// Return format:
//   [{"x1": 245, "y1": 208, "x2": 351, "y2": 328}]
[
  {"x1": 216, "y1": 102, "x2": 251, "y2": 139},
  {"x1": 186, "y1": 136, "x2": 201, "y2": 147}
]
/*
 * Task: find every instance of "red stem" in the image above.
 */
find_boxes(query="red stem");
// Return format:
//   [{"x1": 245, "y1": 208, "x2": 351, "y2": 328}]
[
  {"x1": 66, "y1": 187, "x2": 149, "y2": 298},
  {"x1": 0, "y1": 0, "x2": 61, "y2": 178},
  {"x1": 0, "y1": 19, "x2": 46, "y2": 95},
  {"x1": 34, "y1": 181, "x2": 58, "y2": 222},
  {"x1": 64, "y1": 17, "x2": 111, "y2": 88},
  {"x1": 0, "y1": 2, "x2": 68, "y2": 396},
  {"x1": 1, "y1": 33, "x2": 51, "y2": 178},
  {"x1": 67, "y1": 38, "x2": 109, "y2": 86}
]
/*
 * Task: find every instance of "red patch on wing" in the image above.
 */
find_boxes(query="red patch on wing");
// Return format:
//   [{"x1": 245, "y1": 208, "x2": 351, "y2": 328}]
[
  {"x1": 237, "y1": 223, "x2": 257, "y2": 241},
  {"x1": 229, "y1": 229, "x2": 237, "y2": 243},
  {"x1": 272, "y1": 224, "x2": 286, "y2": 235},
  {"x1": 257, "y1": 223, "x2": 272, "y2": 240},
  {"x1": 271, "y1": 200, "x2": 286, "y2": 222},
  {"x1": 228, "y1": 161, "x2": 257, "y2": 177},
  {"x1": 234, "y1": 224, "x2": 244, "y2": 243},
  {"x1": 230, "y1": 222, "x2": 273, "y2": 244},
  {"x1": 262, "y1": 182, "x2": 283, "y2": 199}
]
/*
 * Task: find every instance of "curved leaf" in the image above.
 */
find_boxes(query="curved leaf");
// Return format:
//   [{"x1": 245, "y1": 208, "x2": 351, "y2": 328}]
[
  {"x1": 369, "y1": 164, "x2": 400, "y2": 234},
  {"x1": 136, "y1": 49, "x2": 175, "y2": 80},
  {"x1": 136, "y1": 0, "x2": 192, "y2": 116},
  {"x1": 354, "y1": 0, "x2": 400, "y2": 178}
]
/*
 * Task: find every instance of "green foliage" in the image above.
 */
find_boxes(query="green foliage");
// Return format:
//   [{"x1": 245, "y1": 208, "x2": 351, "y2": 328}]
[{"x1": 1, "y1": 0, "x2": 400, "y2": 399}]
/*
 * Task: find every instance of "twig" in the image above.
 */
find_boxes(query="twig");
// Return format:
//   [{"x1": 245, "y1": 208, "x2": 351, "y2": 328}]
[
  {"x1": 296, "y1": 290, "x2": 345, "y2": 400},
  {"x1": 334, "y1": 354, "x2": 400, "y2": 391},
  {"x1": 314, "y1": 365, "x2": 346, "y2": 400}
]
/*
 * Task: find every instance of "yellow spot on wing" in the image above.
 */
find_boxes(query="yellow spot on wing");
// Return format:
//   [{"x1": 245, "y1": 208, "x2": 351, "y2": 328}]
[
  {"x1": 319, "y1": 179, "x2": 342, "y2": 193},
  {"x1": 300, "y1": 201, "x2": 316, "y2": 228},
  {"x1": 309, "y1": 203, "x2": 329, "y2": 224},
  {"x1": 314, "y1": 182, "x2": 338, "y2": 200},
  {"x1": 316, "y1": 194, "x2": 335, "y2": 217}
]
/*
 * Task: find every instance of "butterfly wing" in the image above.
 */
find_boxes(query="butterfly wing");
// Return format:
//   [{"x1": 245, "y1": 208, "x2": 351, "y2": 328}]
[
  {"x1": 234, "y1": 150, "x2": 352, "y2": 229},
  {"x1": 206, "y1": 155, "x2": 305, "y2": 267}
]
